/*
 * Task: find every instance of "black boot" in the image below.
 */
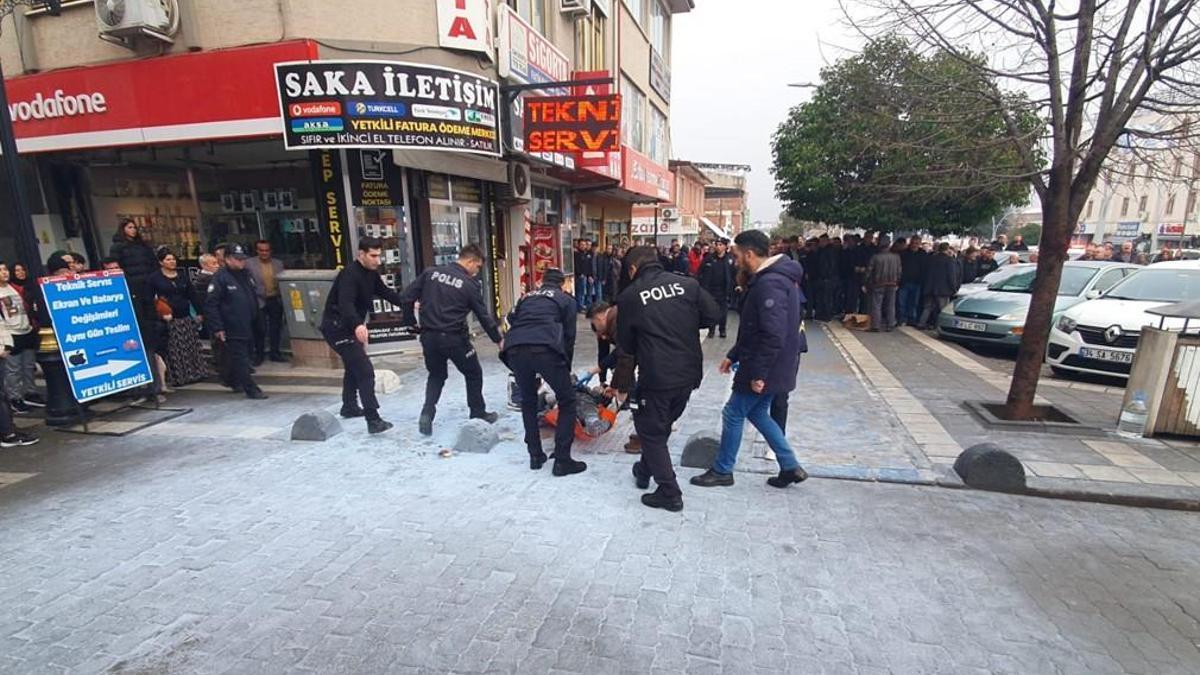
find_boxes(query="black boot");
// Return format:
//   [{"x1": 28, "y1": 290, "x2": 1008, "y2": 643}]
[
  {"x1": 340, "y1": 405, "x2": 365, "y2": 418},
  {"x1": 471, "y1": 411, "x2": 499, "y2": 424},
  {"x1": 418, "y1": 411, "x2": 434, "y2": 436},
  {"x1": 368, "y1": 418, "x2": 394, "y2": 434},
  {"x1": 690, "y1": 469, "x2": 734, "y2": 487},
  {"x1": 552, "y1": 456, "x2": 587, "y2": 476},
  {"x1": 767, "y1": 467, "x2": 809, "y2": 488},
  {"x1": 641, "y1": 490, "x2": 683, "y2": 512},
  {"x1": 632, "y1": 461, "x2": 650, "y2": 490},
  {"x1": 530, "y1": 451, "x2": 548, "y2": 470}
]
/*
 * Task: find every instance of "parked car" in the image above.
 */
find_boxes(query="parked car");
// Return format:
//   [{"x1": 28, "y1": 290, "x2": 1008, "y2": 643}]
[
  {"x1": 938, "y1": 261, "x2": 1140, "y2": 348},
  {"x1": 1046, "y1": 260, "x2": 1200, "y2": 378},
  {"x1": 957, "y1": 264, "x2": 1034, "y2": 298}
]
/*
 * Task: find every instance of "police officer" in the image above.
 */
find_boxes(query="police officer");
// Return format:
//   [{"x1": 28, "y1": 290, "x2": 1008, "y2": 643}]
[
  {"x1": 401, "y1": 244, "x2": 502, "y2": 436},
  {"x1": 698, "y1": 239, "x2": 735, "y2": 338},
  {"x1": 321, "y1": 237, "x2": 405, "y2": 434},
  {"x1": 499, "y1": 268, "x2": 586, "y2": 476},
  {"x1": 205, "y1": 244, "x2": 266, "y2": 400},
  {"x1": 617, "y1": 246, "x2": 722, "y2": 511}
]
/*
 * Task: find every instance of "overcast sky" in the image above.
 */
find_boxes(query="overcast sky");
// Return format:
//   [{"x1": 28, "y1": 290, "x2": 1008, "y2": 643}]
[{"x1": 670, "y1": 0, "x2": 860, "y2": 225}]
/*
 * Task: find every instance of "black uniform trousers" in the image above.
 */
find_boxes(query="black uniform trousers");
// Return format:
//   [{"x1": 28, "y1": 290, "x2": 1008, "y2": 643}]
[
  {"x1": 254, "y1": 295, "x2": 285, "y2": 359},
  {"x1": 770, "y1": 392, "x2": 789, "y2": 433},
  {"x1": 633, "y1": 386, "x2": 693, "y2": 498},
  {"x1": 712, "y1": 296, "x2": 729, "y2": 336},
  {"x1": 330, "y1": 337, "x2": 380, "y2": 419},
  {"x1": 223, "y1": 337, "x2": 257, "y2": 395},
  {"x1": 507, "y1": 346, "x2": 576, "y2": 459},
  {"x1": 420, "y1": 331, "x2": 485, "y2": 417}
]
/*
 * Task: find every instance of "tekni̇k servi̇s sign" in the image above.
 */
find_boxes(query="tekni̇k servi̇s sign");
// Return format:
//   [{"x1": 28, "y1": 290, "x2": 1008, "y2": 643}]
[
  {"x1": 40, "y1": 270, "x2": 154, "y2": 404},
  {"x1": 274, "y1": 60, "x2": 501, "y2": 157}
]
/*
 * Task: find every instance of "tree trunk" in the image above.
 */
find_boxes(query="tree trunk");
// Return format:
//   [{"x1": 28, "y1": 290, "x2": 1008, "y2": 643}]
[{"x1": 1005, "y1": 188, "x2": 1073, "y2": 420}]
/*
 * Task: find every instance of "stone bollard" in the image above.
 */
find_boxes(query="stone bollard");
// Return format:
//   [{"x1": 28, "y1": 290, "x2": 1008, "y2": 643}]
[
  {"x1": 454, "y1": 418, "x2": 500, "y2": 454},
  {"x1": 375, "y1": 369, "x2": 401, "y2": 395},
  {"x1": 681, "y1": 431, "x2": 721, "y2": 469},
  {"x1": 291, "y1": 410, "x2": 343, "y2": 442},
  {"x1": 953, "y1": 443, "x2": 1026, "y2": 493}
]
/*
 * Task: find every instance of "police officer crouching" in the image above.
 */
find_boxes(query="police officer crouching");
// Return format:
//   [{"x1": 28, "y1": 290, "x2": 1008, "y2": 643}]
[
  {"x1": 204, "y1": 244, "x2": 267, "y2": 400},
  {"x1": 401, "y1": 244, "x2": 503, "y2": 436},
  {"x1": 618, "y1": 246, "x2": 722, "y2": 511},
  {"x1": 320, "y1": 236, "x2": 407, "y2": 434},
  {"x1": 500, "y1": 268, "x2": 586, "y2": 476}
]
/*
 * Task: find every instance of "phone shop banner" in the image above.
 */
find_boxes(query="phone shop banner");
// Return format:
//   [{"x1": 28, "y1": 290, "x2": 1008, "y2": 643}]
[{"x1": 275, "y1": 60, "x2": 501, "y2": 156}]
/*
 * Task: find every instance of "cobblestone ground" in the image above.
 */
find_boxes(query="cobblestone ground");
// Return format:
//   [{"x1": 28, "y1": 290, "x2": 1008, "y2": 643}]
[{"x1": 3, "y1": 415, "x2": 1200, "y2": 674}]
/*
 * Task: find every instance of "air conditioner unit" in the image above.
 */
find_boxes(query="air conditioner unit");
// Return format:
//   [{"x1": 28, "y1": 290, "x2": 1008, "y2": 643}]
[
  {"x1": 96, "y1": 0, "x2": 180, "y2": 48},
  {"x1": 498, "y1": 162, "x2": 533, "y2": 204},
  {"x1": 560, "y1": 0, "x2": 591, "y2": 16},
  {"x1": 661, "y1": 207, "x2": 680, "y2": 220}
]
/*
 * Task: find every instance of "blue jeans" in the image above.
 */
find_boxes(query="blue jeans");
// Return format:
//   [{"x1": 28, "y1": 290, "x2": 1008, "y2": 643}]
[
  {"x1": 898, "y1": 283, "x2": 922, "y2": 324},
  {"x1": 574, "y1": 276, "x2": 592, "y2": 311},
  {"x1": 713, "y1": 391, "x2": 800, "y2": 475},
  {"x1": 592, "y1": 279, "x2": 605, "y2": 305}
]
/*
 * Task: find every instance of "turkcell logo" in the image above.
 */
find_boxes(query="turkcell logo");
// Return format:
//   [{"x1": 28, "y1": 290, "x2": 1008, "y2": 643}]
[
  {"x1": 290, "y1": 117, "x2": 344, "y2": 133},
  {"x1": 349, "y1": 101, "x2": 408, "y2": 118}
]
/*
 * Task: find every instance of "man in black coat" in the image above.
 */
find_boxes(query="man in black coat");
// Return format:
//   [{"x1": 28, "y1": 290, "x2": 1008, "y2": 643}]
[
  {"x1": 321, "y1": 237, "x2": 408, "y2": 434},
  {"x1": 401, "y1": 244, "x2": 503, "y2": 436},
  {"x1": 617, "y1": 246, "x2": 722, "y2": 512},
  {"x1": 205, "y1": 244, "x2": 265, "y2": 400},
  {"x1": 698, "y1": 239, "x2": 735, "y2": 338},
  {"x1": 572, "y1": 240, "x2": 594, "y2": 313},
  {"x1": 898, "y1": 238, "x2": 927, "y2": 326},
  {"x1": 501, "y1": 268, "x2": 585, "y2": 476},
  {"x1": 691, "y1": 230, "x2": 809, "y2": 491},
  {"x1": 918, "y1": 243, "x2": 961, "y2": 328}
]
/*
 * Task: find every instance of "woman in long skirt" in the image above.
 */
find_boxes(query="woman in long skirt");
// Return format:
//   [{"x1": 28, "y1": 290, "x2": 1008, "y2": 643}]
[{"x1": 146, "y1": 249, "x2": 208, "y2": 388}]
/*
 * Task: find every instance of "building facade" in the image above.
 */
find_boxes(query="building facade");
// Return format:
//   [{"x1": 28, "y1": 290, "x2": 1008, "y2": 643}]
[
  {"x1": 0, "y1": 0, "x2": 693, "y2": 350},
  {"x1": 697, "y1": 163, "x2": 750, "y2": 239}
]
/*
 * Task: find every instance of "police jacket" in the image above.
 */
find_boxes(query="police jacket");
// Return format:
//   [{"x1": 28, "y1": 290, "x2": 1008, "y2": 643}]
[
  {"x1": 400, "y1": 262, "x2": 501, "y2": 343},
  {"x1": 204, "y1": 267, "x2": 258, "y2": 339},
  {"x1": 321, "y1": 260, "x2": 405, "y2": 340},
  {"x1": 616, "y1": 262, "x2": 722, "y2": 392},
  {"x1": 698, "y1": 253, "x2": 735, "y2": 295},
  {"x1": 727, "y1": 256, "x2": 808, "y2": 395},
  {"x1": 501, "y1": 284, "x2": 577, "y2": 365}
]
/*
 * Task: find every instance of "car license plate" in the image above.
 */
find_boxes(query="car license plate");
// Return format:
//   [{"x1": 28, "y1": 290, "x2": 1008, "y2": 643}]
[
  {"x1": 953, "y1": 319, "x2": 987, "y2": 332},
  {"x1": 1079, "y1": 347, "x2": 1134, "y2": 364}
]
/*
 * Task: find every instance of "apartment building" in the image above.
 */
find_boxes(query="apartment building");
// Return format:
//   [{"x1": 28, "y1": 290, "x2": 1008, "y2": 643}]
[{"x1": 0, "y1": 0, "x2": 693, "y2": 349}]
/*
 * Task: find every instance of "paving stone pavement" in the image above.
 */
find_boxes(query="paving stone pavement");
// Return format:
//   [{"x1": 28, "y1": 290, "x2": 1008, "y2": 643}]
[
  {"x1": 4, "y1": 420, "x2": 1200, "y2": 674},
  {"x1": 838, "y1": 325, "x2": 1200, "y2": 503}
]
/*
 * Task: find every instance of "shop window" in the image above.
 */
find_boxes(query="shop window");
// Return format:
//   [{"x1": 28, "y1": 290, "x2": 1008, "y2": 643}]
[
  {"x1": 649, "y1": 105, "x2": 668, "y2": 164},
  {"x1": 650, "y1": 0, "x2": 669, "y2": 58},
  {"x1": 429, "y1": 174, "x2": 486, "y2": 267},
  {"x1": 622, "y1": 76, "x2": 646, "y2": 153},
  {"x1": 513, "y1": 0, "x2": 547, "y2": 35}
]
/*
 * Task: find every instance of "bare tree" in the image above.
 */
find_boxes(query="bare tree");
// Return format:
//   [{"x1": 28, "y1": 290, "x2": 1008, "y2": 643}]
[{"x1": 846, "y1": 0, "x2": 1200, "y2": 419}]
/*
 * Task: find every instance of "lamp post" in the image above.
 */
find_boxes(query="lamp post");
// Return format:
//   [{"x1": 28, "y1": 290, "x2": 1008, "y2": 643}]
[{"x1": 0, "y1": 1, "x2": 75, "y2": 426}]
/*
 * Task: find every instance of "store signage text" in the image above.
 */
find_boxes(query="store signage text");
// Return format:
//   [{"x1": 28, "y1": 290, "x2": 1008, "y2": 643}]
[
  {"x1": 311, "y1": 149, "x2": 352, "y2": 269},
  {"x1": 623, "y1": 146, "x2": 674, "y2": 202},
  {"x1": 524, "y1": 94, "x2": 621, "y2": 153},
  {"x1": 276, "y1": 60, "x2": 501, "y2": 156},
  {"x1": 1159, "y1": 223, "x2": 1185, "y2": 236},
  {"x1": 497, "y1": 4, "x2": 570, "y2": 95},
  {"x1": 649, "y1": 50, "x2": 671, "y2": 101},
  {"x1": 8, "y1": 89, "x2": 108, "y2": 123},
  {"x1": 437, "y1": 0, "x2": 495, "y2": 59}
]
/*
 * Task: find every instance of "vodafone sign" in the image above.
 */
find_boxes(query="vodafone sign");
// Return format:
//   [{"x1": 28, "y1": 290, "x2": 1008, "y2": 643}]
[{"x1": 4, "y1": 40, "x2": 318, "y2": 153}]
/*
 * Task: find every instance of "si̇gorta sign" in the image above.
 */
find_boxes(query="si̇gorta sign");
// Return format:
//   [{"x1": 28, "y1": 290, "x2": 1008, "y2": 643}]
[
  {"x1": 40, "y1": 271, "x2": 153, "y2": 404},
  {"x1": 275, "y1": 60, "x2": 501, "y2": 157}
]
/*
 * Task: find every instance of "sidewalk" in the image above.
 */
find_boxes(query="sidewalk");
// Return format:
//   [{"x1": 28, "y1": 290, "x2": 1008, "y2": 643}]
[{"x1": 830, "y1": 323, "x2": 1200, "y2": 508}]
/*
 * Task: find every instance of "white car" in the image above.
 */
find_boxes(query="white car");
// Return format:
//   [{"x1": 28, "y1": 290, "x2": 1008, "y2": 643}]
[
  {"x1": 1046, "y1": 260, "x2": 1200, "y2": 378},
  {"x1": 957, "y1": 264, "x2": 1034, "y2": 298}
]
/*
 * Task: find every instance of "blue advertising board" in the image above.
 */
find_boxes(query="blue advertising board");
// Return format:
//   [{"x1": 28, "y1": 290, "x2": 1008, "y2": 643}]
[{"x1": 40, "y1": 270, "x2": 153, "y2": 403}]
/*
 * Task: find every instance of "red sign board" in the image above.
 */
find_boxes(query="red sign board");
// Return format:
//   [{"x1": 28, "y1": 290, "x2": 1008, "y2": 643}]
[
  {"x1": 622, "y1": 145, "x2": 674, "y2": 202},
  {"x1": 4, "y1": 40, "x2": 319, "y2": 153},
  {"x1": 524, "y1": 94, "x2": 621, "y2": 154}
]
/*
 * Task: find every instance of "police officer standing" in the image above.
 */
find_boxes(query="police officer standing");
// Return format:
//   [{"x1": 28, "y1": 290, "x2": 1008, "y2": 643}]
[
  {"x1": 617, "y1": 246, "x2": 721, "y2": 511},
  {"x1": 321, "y1": 237, "x2": 406, "y2": 434},
  {"x1": 500, "y1": 268, "x2": 586, "y2": 476},
  {"x1": 401, "y1": 244, "x2": 502, "y2": 436},
  {"x1": 698, "y1": 239, "x2": 735, "y2": 338},
  {"x1": 205, "y1": 244, "x2": 266, "y2": 400}
]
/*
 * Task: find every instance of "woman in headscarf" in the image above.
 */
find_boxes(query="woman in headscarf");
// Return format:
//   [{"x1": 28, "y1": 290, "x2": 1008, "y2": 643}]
[{"x1": 146, "y1": 249, "x2": 208, "y2": 389}]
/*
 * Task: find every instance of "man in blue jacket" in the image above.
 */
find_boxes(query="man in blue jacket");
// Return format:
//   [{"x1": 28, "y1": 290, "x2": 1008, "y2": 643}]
[
  {"x1": 691, "y1": 229, "x2": 808, "y2": 489},
  {"x1": 500, "y1": 268, "x2": 585, "y2": 476}
]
